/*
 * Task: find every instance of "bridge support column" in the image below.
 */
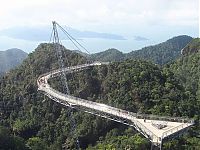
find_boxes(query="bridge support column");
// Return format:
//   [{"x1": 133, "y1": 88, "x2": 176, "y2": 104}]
[
  {"x1": 159, "y1": 140, "x2": 162, "y2": 150},
  {"x1": 151, "y1": 142, "x2": 153, "y2": 150}
]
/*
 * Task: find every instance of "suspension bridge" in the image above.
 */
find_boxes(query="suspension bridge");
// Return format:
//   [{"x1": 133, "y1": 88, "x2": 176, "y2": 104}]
[{"x1": 37, "y1": 21, "x2": 194, "y2": 150}]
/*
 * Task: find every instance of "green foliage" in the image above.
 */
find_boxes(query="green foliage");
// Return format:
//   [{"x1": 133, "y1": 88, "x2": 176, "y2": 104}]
[
  {"x1": 162, "y1": 136, "x2": 200, "y2": 150},
  {"x1": 27, "y1": 137, "x2": 47, "y2": 150},
  {"x1": 162, "y1": 40, "x2": 200, "y2": 149},
  {"x1": 181, "y1": 38, "x2": 200, "y2": 55},
  {"x1": 167, "y1": 50, "x2": 200, "y2": 117},
  {"x1": 87, "y1": 133, "x2": 149, "y2": 150},
  {"x1": 0, "y1": 41, "x2": 199, "y2": 149},
  {"x1": 0, "y1": 126, "x2": 26, "y2": 150}
]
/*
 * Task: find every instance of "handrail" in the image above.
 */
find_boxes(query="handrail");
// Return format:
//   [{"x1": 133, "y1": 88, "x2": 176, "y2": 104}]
[
  {"x1": 41, "y1": 81, "x2": 160, "y2": 142},
  {"x1": 136, "y1": 113, "x2": 192, "y2": 123},
  {"x1": 45, "y1": 85, "x2": 135, "y2": 120},
  {"x1": 162, "y1": 121, "x2": 194, "y2": 138}
]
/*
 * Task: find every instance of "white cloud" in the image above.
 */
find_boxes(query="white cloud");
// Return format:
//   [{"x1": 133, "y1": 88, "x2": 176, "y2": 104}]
[
  {"x1": 0, "y1": 0, "x2": 198, "y2": 52},
  {"x1": 0, "y1": 0, "x2": 198, "y2": 29}
]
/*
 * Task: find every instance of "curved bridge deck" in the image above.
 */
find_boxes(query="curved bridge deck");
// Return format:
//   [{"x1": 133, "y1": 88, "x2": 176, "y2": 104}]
[{"x1": 37, "y1": 62, "x2": 194, "y2": 146}]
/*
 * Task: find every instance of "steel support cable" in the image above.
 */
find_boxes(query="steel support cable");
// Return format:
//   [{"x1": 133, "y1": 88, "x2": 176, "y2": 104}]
[
  {"x1": 59, "y1": 28, "x2": 83, "y2": 54},
  {"x1": 55, "y1": 22, "x2": 91, "y2": 55},
  {"x1": 52, "y1": 22, "x2": 83, "y2": 55},
  {"x1": 61, "y1": 28, "x2": 91, "y2": 55},
  {"x1": 56, "y1": 22, "x2": 88, "y2": 53}
]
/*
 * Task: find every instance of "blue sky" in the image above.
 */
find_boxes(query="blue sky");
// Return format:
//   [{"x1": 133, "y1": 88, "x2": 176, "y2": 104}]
[{"x1": 0, "y1": 0, "x2": 199, "y2": 53}]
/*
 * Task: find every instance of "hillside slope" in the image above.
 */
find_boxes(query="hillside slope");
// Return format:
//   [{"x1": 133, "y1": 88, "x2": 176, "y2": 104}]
[
  {"x1": 0, "y1": 43, "x2": 199, "y2": 149},
  {"x1": 83, "y1": 35, "x2": 192, "y2": 65},
  {"x1": 126, "y1": 35, "x2": 193, "y2": 65},
  {"x1": 0, "y1": 48, "x2": 27, "y2": 75},
  {"x1": 163, "y1": 39, "x2": 200, "y2": 149},
  {"x1": 168, "y1": 38, "x2": 200, "y2": 114},
  {"x1": 181, "y1": 38, "x2": 200, "y2": 55}
]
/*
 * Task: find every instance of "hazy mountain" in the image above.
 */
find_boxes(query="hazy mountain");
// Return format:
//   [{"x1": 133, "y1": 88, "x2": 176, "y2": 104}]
[
  {"x1": 0, "y1": 48, "x2": 27, "y2": 74},
  {"x1": 85, "y1": 35, "x2": 193, "y2": 65}
]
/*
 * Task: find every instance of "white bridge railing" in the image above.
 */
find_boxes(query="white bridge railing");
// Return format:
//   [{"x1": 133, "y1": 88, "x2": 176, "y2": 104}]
[{"x1": 162, "y1": 121, "x2": 193, "y2": 139}]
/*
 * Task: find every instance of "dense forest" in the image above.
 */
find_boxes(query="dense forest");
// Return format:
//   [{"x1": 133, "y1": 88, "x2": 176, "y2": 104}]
[{"x1": 0, "y1": 38, "x2": 200, "y2": 149}]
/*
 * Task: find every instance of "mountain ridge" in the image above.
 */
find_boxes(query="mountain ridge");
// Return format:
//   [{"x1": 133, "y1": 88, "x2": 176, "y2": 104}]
[
  {"x1": 90, "y1": 48, "x2": 124, "y2": 62},
  {"x1": 75, "y1": 35, "x2": 193, "y2": 65},
  {"x1": 0, "y1": 48, "x2": 28, "y2": 75}
]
